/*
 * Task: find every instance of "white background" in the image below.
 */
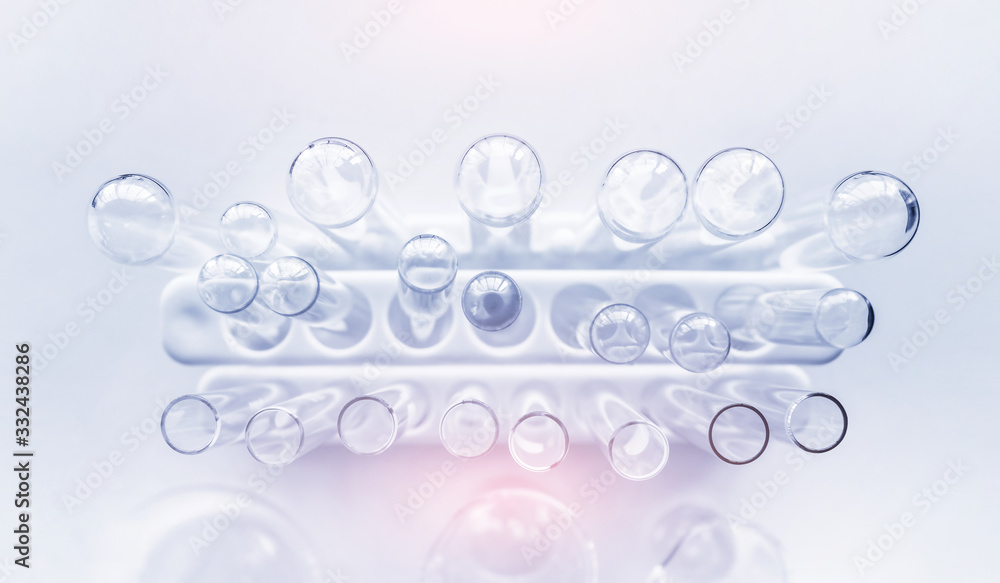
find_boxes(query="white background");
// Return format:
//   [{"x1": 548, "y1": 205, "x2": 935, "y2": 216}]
[{"x1": 0, "y1": 0, "x2": 998, "y2": 581}]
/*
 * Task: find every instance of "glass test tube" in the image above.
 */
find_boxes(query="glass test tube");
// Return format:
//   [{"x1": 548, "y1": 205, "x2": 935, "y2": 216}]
[
  {"x1": 87, "y1": 174, "x2": 217, "y2": 270},
  {"x1": 338, "y1": 383, "x2": 427, "y2": 455},
  {"x1": 286, "y1": 137, "x2": 379, "y2": 229},
  {"x1": 691, "y1": 148, "x2": 784, "y2": 241},
  {"x1": 508, "y1": 383, "x2": 570, "y2": 472},
  {"x1": 634, "y1": 287, "x2": 731, "y2": 373},
  {"x1": 439, "y1": 384, "x2": 500, "y2": 459},
  {"x1": 589, "y1": 303, "x2": 651, "y2": 364},
  {"x1": 197, "y1": 254, "x2": 292, "y2": 351},
  {"x1": 244, "y1": 387, "x2": 352, "y2": 465},
  {"x1": 397, "y1": 234, "x2": 459, "y2": 332},
  {"x1": 257, "y1": 256, "x2": 353, "y2": 330},
  {"x1": 716, "y1": 287, "x2": 874, "y2": 349},
  {"x1": 596, "y1": 150, "x2": 688, "y2": 246},
  {"x1": 455, "y1": 134, "x2": 543, "y2": 229},
  {"x1": 642, "y1": 384, "x2": 769, "y2": 465},
  {"x1": 218, "y1": 201, "x2": 279, "y2": 260},
  {"x1": 461, "y1": 270, "x2": 523, "y2": 332},
  {"x1": 160, "y1": 384, "x2": 293, "y2": 455},
  {"x1": 710, "y1": 380, "x2": 848, "y2": 453},
  {"x1": 579, "y1": 385, "x2": 669, "y2": 481}
]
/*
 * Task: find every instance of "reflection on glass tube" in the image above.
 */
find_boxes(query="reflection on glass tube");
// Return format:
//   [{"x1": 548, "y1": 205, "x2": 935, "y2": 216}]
[
  {"x1": 338, "y1": 383, "x2": 427, "y2": 455},
  {"x1": 456, "y1": 134, "x2": 543, "y2": 229},
  {"x1": 197, "y1": 254, "x2": 292, "y2": 351},
  {"x1": 691, "y1": 148, "x2": 784, "y2": 241},
  {"x1": 508, "y1": 383, "x2": 569, "y2": 472},
  {"x1": 716, "y1": 287, "x2": 874, "y2": 349},
  {"x1": 422, "y1": 489, "x2": 599, "y2": 583},
  {"x1": 589, "y1": 303, "x2": 651, "y2": 364},
  {"x1": 439, "y1": 384, "x2": 500, "y2": 459},
  {"x1": 826, "y1": 171, "x2": 919, "y2": 261},
  {"x1": 218, "y1": 201, "x2": 278, "y2": 259},
  {"x1": 160, "y1": 384, "x2": 292, "y2": 455},
  {"x1": 397, "y1": 234, "x2": 459, "y2": 339},
  {"x1": 642, "y1": 384, "x2": 769, "y2": 465},
  {"x1": 550, "y1": 284, "x2": 610, "y2": 352},
  {"x1": 245, "y1": 387, "x2": 352, "y2": 465},
  {"x1": 710, "y1": 380, "x2": 848, "y2": 453},
  {"x1": 88, "y1": 174, "x2": 179, "y2": 265},
  {"x1": 257, "y1": 256, "x2": 353, "y2": 330},
  {"x1": 462, "y1": 270, "x2": 522, "y2": 332},
  {"x1": 634, "y1": 286, "x2": 731, "y2": 372},
  {"x1": 647, "y1": 505, "x2": 787, "y2": 583},
  {"x1": 286, "y1": 137, "x2": 378, "y2": 228},
  {"x1": 597, "y1": 150, "x2": 688, "y2": 245},
  {"x1": 579, "y1": 385, "x2": 668, "y2": 481}
]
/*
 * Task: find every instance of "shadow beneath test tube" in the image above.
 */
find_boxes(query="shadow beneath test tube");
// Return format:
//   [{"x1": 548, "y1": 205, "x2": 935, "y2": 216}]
[{"x1": 308, "y1": 285, "x2": 374, "y2": 350}]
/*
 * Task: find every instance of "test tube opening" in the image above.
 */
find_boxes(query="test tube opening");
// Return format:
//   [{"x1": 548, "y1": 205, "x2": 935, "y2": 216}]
[
  {"x1": 669, "y1": 313, "x2": 731, "y2": 373},
  {"x1": 509, "y1": 411, "x2": 570, "y2": 472},
  {"x1": 708, "y1": 404, "x2": 770, "y2": 465},
  {"x1": 590, "y1": 303, "x2": 651, "y2": 364},
  {"x1": 259, "y1": 256, "x2": 321, "y2": 317},
  {"x1": 607, "y1": 420, "x2": 669, "y2": 481},
  {"x1": 439, "y1": 399, "x2": 500, "y2": 459},
  {"x1": 815, "y1": 289, "x2": 874, "y2": 348},
  {"x1": 88, "y1": 174, "x2": 178, "y2": 265},
  {"x1": 785, "y1": 392, "x2": 848, "y2": 453},
  {"x1": 245, "y1": 407, "x2": 305, "y2": 465},
  {"x1": 826, "y1": 170, "x2": 919, "y2": 261},
  {"x1": 398, "y1": 234, "x2": 459, "y2": 293},
  {"x1": 338, "y1": 395, "x2": 399, "y2": 455},
  {"x1": 597, "y1": 150, "x2": 688, "y2": 245},
  {"x1": 160, "y1": 395, "x2": 221, "y2": 455},
  {"x1": 286, "y1": 137, "x2": 378, "y2": 228},
  {"x1": 455, "y1": 134, "x2": 543, "y2": 228},
  {"x1": 692, "y1": 148, "x2": 784, "y2": 241},
  {"x1": 197, "y1": 254, "x2": 259, "y2": 314},
  {"x1": 219, "y1": 202, "x2": 278, "y2": 258}
]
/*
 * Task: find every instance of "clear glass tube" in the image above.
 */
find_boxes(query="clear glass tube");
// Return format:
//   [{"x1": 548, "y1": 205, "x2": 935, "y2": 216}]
[
  {"x1": 579, "y1": 385, "x2": 669, "y2": 480},
  {"x1": 219, "y1": 201, "x2": 278, "y2": 259},
  {"x1": 597, "y1": 150, "x2": 688, "y2": 245},
  {"x1": 508, "y1": 383, "x2": 570, "y2": 472},
  {"x1": 397, "y1": 234, "x2": 459, "y2": 330},
  {"x1": 691, "y1": 148, "x2": 784, "y2": 241},
  {"x1": 634, "y1": 287, "x2": 731, "y2": 372},
  {"x1": 439, "y1": 384, "x2": 500, "y2": 459},
  {"x1": 197, "y1": 254, "x2": 292, "y2": 351},
  {"x1": 338, "y1": 383, "x2": 427, "y2": 455},
  {"x1": 709, "y1": 380, "x2": 848, "y2": 453},
  {"x1": 88, "y1": 174, "x2": 178, "y2": 265},
  {"x1": 716, "y1": 287, "x2": 874, "y2": 349},
  {"x1": 160, "y1": 384, "x2": 293, "y2": 455},
  {"x1": 286, "y1": 137, "x2": 378, "y2": 229},
  {"x1": 642, "y1": 383, "x2": 769, "y2": 465},
  {"x1": 461, "y1": 270, "x2": 522, "y2": 331},
  {"x1": 245, "y1": 387, "x2": 352, "y2": 465},
  {"x1": 257, "y1": 256, "x2": 353, "y2": 329},
  {"x1": 826, "y1": 171, "x2": 919, "y2": 261},
  {"x1": 455, "y1": 134, "x2": 543, "y2": 229},
  {"x1": 589, "y1": 303, "x2": 651, "y2": 364}
]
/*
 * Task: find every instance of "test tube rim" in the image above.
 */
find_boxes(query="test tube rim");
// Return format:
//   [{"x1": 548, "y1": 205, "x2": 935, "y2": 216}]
[
  {"x1": 397, "y1": 234, "x2": 459, "y2": 294},
  {"x1": 160, "y1": 394, "x2": 221, "y2": 456},
  {"x1": 197, "y1": 254, "x2": 260, "y2": 314},
  {"x1": 260, "y1": 256, "x2": 321, "y2": 317},
  {"x1": 286, "y1": 136, "x2": 379, "y2": 229},
  {"x1": 508, "y1": 410, "x2": 571, "y2": 472},
  {"x1": 785, "y1": 391, "x2": 849, "y2": 453},
  {"x1": 590, "y1": 303, "x2": 651, "y2": 365},
  {"x1": 691, "y1": 146, "x2": 785, "y2": 241},
  {"x1": 89, "y1": 173, "x2": 179, "y2": 265},
  {"x1": 438, "y1": 398, "x2": 501, "y2": 459},
  {"x1": 219, "y1": 201, "x2": 278, "y2": 259},
  {"x1": 244, "y1": 406, "x2": 306, "y2": 466},
  {"x1": 597, "y1": 149, "x2": 689, "y2": 245},
  {"x1": 337, "y1": 394, "x2": 399, "y2": 456},
  {"x1": 814, "y1": 288, "x2": 875, "y2": 348},
  {"x1": 461, "y1": 270, "x2": 523, "y2": 331},
  {"x1": 454, "y1": 133, "x2": 545, "y2": 228},
  {"x1": 708, "y1": 403, "x2": 770, "y2": 465},
  {"x1": 668, "y1": 312, "x2": 732, "y2": 373},
  {"x1": 826, "y1": 169, "x2": 920, "y2": 261},
  {"x1": 607, "y1": 419, "x2": 670, "y2": 481}
]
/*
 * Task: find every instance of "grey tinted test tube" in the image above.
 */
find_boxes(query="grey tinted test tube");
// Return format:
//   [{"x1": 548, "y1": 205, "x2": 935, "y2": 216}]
[
  {"x1": 439, "y1": 384, "x2": 500, "y2": 459},
  {"x1": 716, "y1": 287, "x2": 874, "y2": 349},
  {"x1": 508, "y1": 383, "x2": 570, "y2": 472},
  {"x1": 160, "y1": 384, "x2": 293, "y2": 455},
  {"x1": 197, "y1": 254, "x2": 292, "y2": 351},
  {"x1": 245, "y1": 387, "x2": 353, "y2": 466},
  {"x1": 579, "y1": 385, "x2": 669, "y2": 481},
  {"x1": 642, "y1": 384, "x2": 769, "y2": 465},
  {"x1": 710, "y1": 380, "x2": 848, "y2": 453},
  {"x1": 258, "y1": 256, "x2": 353, "y2": 330},
  {"x1": 338, "y1": 383, "x2": 428, "y2": 455}
]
